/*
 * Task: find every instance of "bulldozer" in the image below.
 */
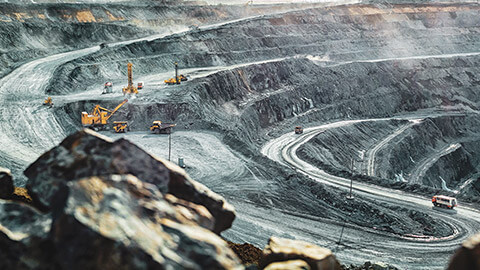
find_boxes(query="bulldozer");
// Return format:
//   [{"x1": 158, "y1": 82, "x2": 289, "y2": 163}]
[
  {"x1": 122, "y1": 63, "x2": 138, "y2": 96},
  {"x1": 150, "y1": 121, "x2": 176, "y2": 134},
  {"x1": 81, "y1": 99, "x2": 128, "y2": 130},
  {"x1": 43, "y1": 97, "x2": 53, "y2": 107},
  {"x1": 113, "y1": 121, "x2": 129, "y2": 133},
  {"x1": 164, "y1": 62, "x2": 188, "y2": 85}
]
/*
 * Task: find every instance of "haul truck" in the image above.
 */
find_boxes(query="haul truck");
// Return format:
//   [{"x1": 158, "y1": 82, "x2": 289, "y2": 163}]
[{"x1": 432, "y1": 195, "x2": 457, "y2": 209}]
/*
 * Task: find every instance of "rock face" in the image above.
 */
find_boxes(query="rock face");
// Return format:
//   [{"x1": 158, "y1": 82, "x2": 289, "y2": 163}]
[
  {"x1": 0, "y1": 174, "x2": 243, "y2": 270},
  {"x1": 447, "y1": 232, "x2": 480, "y2": 270},
  {"x1": 24, "y1": 129, "x2": 235, "y2": 233},
  {"x1": 264, "y1": 260, "x2": 311, "y2": 270},
  {"x1": 0, "y1": 200, "x2": 52, "y2": 269},
  {"x1": 0, "y1": 167, "x2": 13, "y2": 199},
  {"x1": 0, "y1": 129, "x2": 247, "y2": 269},
  {"x1": 51, "y1": 174, "x2": 242, "y2": 270},
  {"x1": 259, "y1": 237, "x2": 341, "y2": 270}
]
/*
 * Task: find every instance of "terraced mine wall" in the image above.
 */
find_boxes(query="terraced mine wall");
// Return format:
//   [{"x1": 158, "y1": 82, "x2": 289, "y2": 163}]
[
  {"x1": 0, "y1": 1, "x2": 301, "y2": 77},
  {"x1": 47, "y1": 3, "x2": 480, "y2": 94}
]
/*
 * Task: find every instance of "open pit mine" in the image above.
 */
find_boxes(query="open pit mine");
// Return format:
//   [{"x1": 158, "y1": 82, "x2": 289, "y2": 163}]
[{"x1": 0, "y1": 0, "x2": 480, "y2": 269}]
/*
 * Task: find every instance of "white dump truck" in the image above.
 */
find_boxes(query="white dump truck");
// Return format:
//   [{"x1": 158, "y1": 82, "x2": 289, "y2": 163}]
[{"x1": 432, "y1": 195, "x2": 457, "y2": 209}]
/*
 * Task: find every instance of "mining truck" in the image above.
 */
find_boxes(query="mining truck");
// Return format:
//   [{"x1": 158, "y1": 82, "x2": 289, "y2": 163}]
[
  {"x1": 150, "y1": 121, "x2": 176, "y2": 134},
  {"x1": 113, "y1": 121, "x2": 129, "y2": 133},
  {"x1": 81, "y1": 99, "x2": 128, "y2": 130},
  {"x1": 102, "y1": 82, "x2": 113, "y2": 94},
  {"x1": 432, "y1": 195, "x2": 457, "y2": 209},
  {"x1": 295, "y1": 126, "x2": 303, "y2": 134}
]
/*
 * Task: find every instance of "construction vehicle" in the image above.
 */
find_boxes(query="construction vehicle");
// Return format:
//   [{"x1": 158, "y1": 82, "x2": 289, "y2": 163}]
[
  {"x1": 113, "y1": 121, "x2": 129, "y2": 133},
  {"x1": 137, "y1": 82, "x2": 144, "y2": 90},
  {"x1": 432, "y1": 195, "x2": 457, "y2": 209},
  {"x1": 150, "y1": 121, "x2": 176, "y2": 134},
  {"x1": 295, "y1": 126, "x2": 303, "y2": 134},
  {"x1": 178, "y1": 157, "x2": 186, "y2": 168},
  {"x1": 102, "y1": 82, "x2": 113, "y2": 94},
  {"x1": 164, "y1": 62, "x2": 188, "y2": 85},
  {"x1": 122, "y1": 63, "x2": 138, "y2": 96},
  {"x1": 81, "y1": 99, "x2": 128, "y2": 130},
  {"x1": 43, "y1": 97, "x2": 53, "y2": 107}
]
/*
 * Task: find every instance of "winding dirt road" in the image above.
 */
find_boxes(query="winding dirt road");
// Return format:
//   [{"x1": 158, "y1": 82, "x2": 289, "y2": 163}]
[{"x1": 262, "y1": 116, "x2": 480, "y2": 269}]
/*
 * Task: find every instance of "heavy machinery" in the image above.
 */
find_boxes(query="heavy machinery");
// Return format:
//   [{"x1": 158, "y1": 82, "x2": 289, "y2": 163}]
[
  {"x1": 122, "y1": 63, "x2": 138, "y2": 96},
  {"x1": 43, "y1": 97, "x2": 53, "y2": 107},
  {"x1": 150, "y1": 121, "x2": 176, "y2": 134},
  {"x1": 113, "y1": 121, "x2": 129, "y2": 133},
  {"x1": 102, "y1": 82, "x2": 113, "y2": 94},
  {"x1": 432, "y1": 195, "x2": 457, "y2": 209},
  {"x1": 295, "y1": 126, "x2": 303, "y2": 134},
  {"x1": 81, "y1": 99, "x2": 128, "y2": 130},
  {"x1": 165, "y1": 62, "x2": 188, "y2": 85}
]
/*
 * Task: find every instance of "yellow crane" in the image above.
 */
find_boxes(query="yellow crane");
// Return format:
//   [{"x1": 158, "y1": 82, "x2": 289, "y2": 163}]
[
  {"x1": 81, "y1": 99, "x2": 128, "y2": 130},
  {"x1": 122, "y1": 63, "x2": 138, "y2": 96}
]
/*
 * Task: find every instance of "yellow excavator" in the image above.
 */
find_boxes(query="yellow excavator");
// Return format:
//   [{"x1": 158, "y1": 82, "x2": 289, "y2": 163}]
[
  {"x1": 43, "y1": 97, "x2": 53, "y2": 107},
  {"x1": 81, "y1": 99, "x2": 128, "y2": 130},
  {"x1": 122, "y1": 63, "x2": 138, "y2": 96}
]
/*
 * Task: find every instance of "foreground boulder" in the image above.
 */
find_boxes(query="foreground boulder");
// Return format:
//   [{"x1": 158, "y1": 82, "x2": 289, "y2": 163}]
[
  {"x1": 259, "y1": 237, "x2": 341, "y2": 270},
  {"x1": 264, "y1": 260, "x2": 311, "y2": 270},
  {"x1": 0, "y1": 167, "x2": 13, "y2": 199},
  {"x1": 447, "y1": 232, "x2": 480, "y2": 270},
  {"x1": 52, "y1": 174, "x2": 242, "y2": 269},
  {"x1": 24, "y1": 129, "x2": 235, "y2": 233},
  {"x1": 0, "y1": 200, "x2": 52, "y2": 269}
]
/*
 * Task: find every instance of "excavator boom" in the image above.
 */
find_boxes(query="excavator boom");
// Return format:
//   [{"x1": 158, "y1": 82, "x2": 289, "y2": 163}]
[
  {"x1": 105, "y1": 99, "x2": 128, "y2": 120},
  {"x1": 81, "y1": 99, "x2": 129, "y2": 128}
]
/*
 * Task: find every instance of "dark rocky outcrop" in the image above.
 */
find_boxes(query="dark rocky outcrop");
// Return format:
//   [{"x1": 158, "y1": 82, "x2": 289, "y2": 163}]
[
  {"x1": 264, "y1": 260, "x2": 311, "y2": 270},
  {"x1": 259, "y1": 237, "x2": 341, "y2": 270},
  {"x1": 51, "y1": 174, "x2": 242, "y2": 270},
  {"x1": 447, "y1": 232, "x2": 480, "y2": 270},
  {"x1": 0, "y1": 167, "x2": 13, "y2": 199},
  {"x1": 0, "y1": 129, "x2": 246, "y2": 269},
  {"x1": 24, "y1": 129, "x2": 235, "y2": 234},
  {"x1": 0, "y1": 200, "x2": 53, "y2": 269}
]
